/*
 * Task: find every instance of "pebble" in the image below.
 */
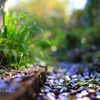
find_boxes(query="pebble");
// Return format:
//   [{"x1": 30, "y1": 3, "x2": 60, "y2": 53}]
[
  {"x1": 65, "y1": 76, "x2": 71, "y2": 81},
  {"x1": 88, "y1": 89, "x2": 95, "y2": 93},
  {"x1": 76, "y1": 93, "x2": 83, "y2": 98},
  {"x1": 60, "y1": 87, "x2": 67, "y2": 93},
  {"x1": 88, "y1": 84, "x2": 93, "y2": 87},
  {"x1": 59, "y1": 79, "x2": 64, "y2": 83},
  {"x1": 96, "y1": 92, "x2": 100, "y2": 95},
  {"x1": 71, "y1": 75, "x2": 77, "y2": 79},
  {"x1": 47, "y1": 92, "x2": 56, "y2": 100},
  {"x1": 77, "y1": 97, "x2": 90, "y2": 100},
  {"x1": 81, "y1": 90, "x2": 89, "y2": 96},
  {"x1": 58, "y1": 96, "x2": 68, "y2": 100},
  {"x1": 96, "y1": 95, "x2": 100, "y2": 99}
]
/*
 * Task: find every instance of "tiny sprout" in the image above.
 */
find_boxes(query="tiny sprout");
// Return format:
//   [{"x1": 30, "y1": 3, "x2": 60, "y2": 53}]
[{"x1": 20, "y1": 53, "x2": 23, "y2": 57}]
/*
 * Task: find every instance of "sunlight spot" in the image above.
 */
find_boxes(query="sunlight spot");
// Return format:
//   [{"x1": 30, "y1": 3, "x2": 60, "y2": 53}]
[
  {"x1": 73, "y1": 0, "x2": 87, "y2": 10},
  {"x1": 60, "y1": 0, "x2": 66, "y2": 2},
  {"x1": 68, "y1": 0, "x2": 87, "y2": 16},
  {"x1": 51, "y1": 46, "x2": 57, "y2": 52},
  {"x1": 5, "y1": 0, "x2": 19, "y2": 11},
  {"x1": 81, "y1": 37, "x2": 87, "y2": 44},
  {"x1": 68, "y1": 0, "x2": 87, "y2": 11},
  {"x1": 40, "y1": 61, "x2": 46, "y2": 66}
]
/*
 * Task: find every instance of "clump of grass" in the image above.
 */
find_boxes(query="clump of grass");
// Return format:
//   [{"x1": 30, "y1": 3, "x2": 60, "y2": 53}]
[{"x1": 0, "y1": 11, "x2": 42, "y2": 70}]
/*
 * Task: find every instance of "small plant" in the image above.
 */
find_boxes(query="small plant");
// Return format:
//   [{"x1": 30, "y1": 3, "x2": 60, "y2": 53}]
[{"x1": 0, "y1": 10, "x2": 42, "y2": 69}]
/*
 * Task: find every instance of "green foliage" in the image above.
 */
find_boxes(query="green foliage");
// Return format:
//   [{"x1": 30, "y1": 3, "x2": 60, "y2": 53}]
[
  {"x1": 35, "y1": 39, "x2": 51, "y2": 49},
  {"x1": 0, "y1": 11, "x2": 42, "y2": 69},
  {"x1": 77, "y1": 81, "x2": 88, "y2": 86},
  {"x1": 9, "y1": 0, "x2": 68, "y2": 55},
  {"x1": 85, "y1": 24, "x2": 100, "y2": 45},
  {"x1": 69, "y1": 0, "x2": 100, "y2": 28},
  {"x1": 66, "y1": 23, "x2": 100, "y2": 49},
  {"x1": 86, "y1": 0, "x2": 100, "y2": 26},
  {"x1": 66, "y1": 30, "x2": 81, "y2": 48}
]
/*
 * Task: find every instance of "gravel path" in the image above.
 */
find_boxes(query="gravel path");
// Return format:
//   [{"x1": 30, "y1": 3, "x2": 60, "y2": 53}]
[
  {"x1": 0, "y1": 63, "x2": 100, "y2": 100},
  {"x1": 37, "y1": 62, "x2": 100, "y2": 100}
]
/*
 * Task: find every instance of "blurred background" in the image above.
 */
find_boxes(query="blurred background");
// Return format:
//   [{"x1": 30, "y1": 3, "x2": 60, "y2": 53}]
[{"x1": 0, "y1": 0, "x2": 100, "y2": 68}]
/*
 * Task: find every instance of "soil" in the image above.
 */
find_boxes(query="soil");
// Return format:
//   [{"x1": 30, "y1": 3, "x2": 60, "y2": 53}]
[{"x1": 0, "y1": 67, "x2": 46, "y2": 100}]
